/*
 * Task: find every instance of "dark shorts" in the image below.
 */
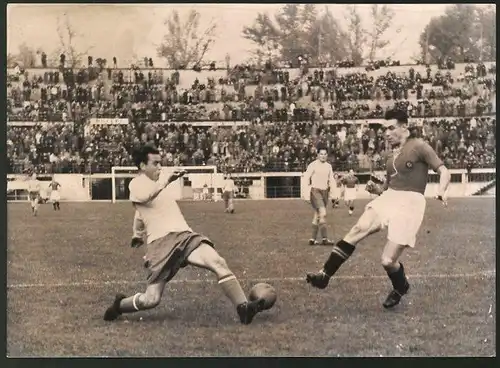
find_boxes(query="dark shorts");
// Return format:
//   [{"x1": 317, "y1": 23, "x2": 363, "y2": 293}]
[
  {"x1": 28, "y1": 192, "x2": 39, "y2": 201},
  {"x1": 144, "y1": 231, "x2": 213, "y2": 285},
  {"x1": 310, "y1": 188, "x2": 329, "y2": 211},
  {"x1": 222, "y1": 191, "x2": 233, "y2": 202}
]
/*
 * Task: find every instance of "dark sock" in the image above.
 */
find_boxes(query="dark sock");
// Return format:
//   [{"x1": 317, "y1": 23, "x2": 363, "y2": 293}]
[
  {"x1": 323, "y1": 240, "x2": 356, "y2": 276},
  {"x1": 311, "y1": 224, "x2": 319, "y2": 240},
  {"x1": 385, "y1": 262, "x2": 408, "y2": 292},
  {"x1": 349, "y1": 206, "x2": 354, "y2": 211},
  {"x1": 53, "y1": 203, "x2": 57, "y2": 210},
  {"x1": 319, "y1": 223, "x2": 328, "y2": 239},
  {"x1": 57, "y1": 202, "x2": 60, "y2": 210}
]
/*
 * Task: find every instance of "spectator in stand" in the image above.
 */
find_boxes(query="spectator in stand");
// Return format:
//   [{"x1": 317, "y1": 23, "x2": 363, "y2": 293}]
[{"x1": 6, "y1": 61, "x2": 496, "y2": 174}]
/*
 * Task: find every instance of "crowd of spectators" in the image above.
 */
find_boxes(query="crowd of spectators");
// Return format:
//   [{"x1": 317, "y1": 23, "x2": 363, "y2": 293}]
[{"x1": 6, "y1": 61, "x2": 496, "y2": 175}]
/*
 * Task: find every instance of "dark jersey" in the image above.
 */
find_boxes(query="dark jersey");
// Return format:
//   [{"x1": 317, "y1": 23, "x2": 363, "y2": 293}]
[
  {"x1": 342, "y1": 175, "x2": 359, "y2": 188},
  {"x1": 50, "y1": 181, "x2": 61, "y2": 191},
  {"x1": 386, "y1": 138, "x2": 443, "y2": 195}
]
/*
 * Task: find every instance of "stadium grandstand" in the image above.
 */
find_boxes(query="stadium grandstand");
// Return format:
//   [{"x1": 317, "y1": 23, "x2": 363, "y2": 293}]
[{"x1": 7, "y1": 60, "x2": 496, "y2": 176}]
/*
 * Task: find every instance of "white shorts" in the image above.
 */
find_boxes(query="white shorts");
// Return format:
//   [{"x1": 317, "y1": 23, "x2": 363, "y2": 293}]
[
  {"x1": 366, "y1": 189, "x2": 426, "y2": 248},
  {"x1": 50, "y1": 190, "x2": 61, "y2": 202},
  {"x1": 344, "y1": 188, "x2": 357, "y2": 201},
  {"x1": 330, "y1": 187, "x2": 341, "y2": 199}
]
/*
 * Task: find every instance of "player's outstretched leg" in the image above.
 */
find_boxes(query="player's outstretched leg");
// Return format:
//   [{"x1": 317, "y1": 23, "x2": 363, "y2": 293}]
[
  {"x1": 103, "y1": 281, "x2": 167, "y2": 321},
  {"x1": 187, "y1": 243, "x2": 265, "y2": 325},
  {"x1": 306, "y1": 208, "x2": 381, "y2": 289},
  {"x1": 381, "y1": 241, "x2": 410, "y2": 309}
]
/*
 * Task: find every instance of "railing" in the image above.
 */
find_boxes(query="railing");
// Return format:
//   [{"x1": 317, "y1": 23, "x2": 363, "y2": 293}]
[{"x1": 7, "y1": 160, "x2": 496, "y2": 176}]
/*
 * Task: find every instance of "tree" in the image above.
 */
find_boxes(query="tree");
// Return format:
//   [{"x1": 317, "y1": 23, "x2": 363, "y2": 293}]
[
  {"x1": 156, "y1": 9, "x2": 218, "y2": 69},
  {"x1": 344, "y1": 5, "x2": 366, "y2": 66},
  {"x1": 419, "y1": 4, "x2": 491, "y2": 63},
  {"x1": 53, "y1": 14, "x2": 93, "y2": 68},
  {"x1": 476, "y1": 5, "x2": 496, "y2": 61},
  {"x1": 241, "y1": 12, "x2": 281, "y2": 65},
  {"x1": 243, "y1": 4, "x2": 348, "y2": 66},
  {"x1": 13, "y1": 43, "x2": 37, "y2": 68},
  {"x1": 7, "y1": 53, "x2": 16, "y2": 68},
  {"x1": 366, "y1": 4, "x2": 394, "y2": 61},
  {"x1": 313, "y1": 6, "x2": 349, "y2": 64}
]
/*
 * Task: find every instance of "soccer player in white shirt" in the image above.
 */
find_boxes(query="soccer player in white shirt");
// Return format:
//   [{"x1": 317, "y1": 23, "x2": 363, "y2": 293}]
[
  {"x1": 27, "y1": 173, "x2": 41, "y2": 216},
  {"x1": 103, "y1": 146, "x2": 265, "y2": 324},
  {"x1": 222, "y1": 175, "x2": 236, "y2": 213},
  {"x1": 303, "y1": 146, "x2": 336, "y2": 246},
  {"x1": 307, "y1": 110, "x2": 450, "y2": 309}
]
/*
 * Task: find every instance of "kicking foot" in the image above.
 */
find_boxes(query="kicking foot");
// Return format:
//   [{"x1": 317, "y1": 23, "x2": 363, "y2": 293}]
[
  {"x1": 237, "y1": 298, "x2": 265, "y2": 325},
  {"x1": 306, "y1": 271, "x2": 331, "y2": 289},
  {"x1": 103, "y1": 293, "x2": 127, "y2": 321}
]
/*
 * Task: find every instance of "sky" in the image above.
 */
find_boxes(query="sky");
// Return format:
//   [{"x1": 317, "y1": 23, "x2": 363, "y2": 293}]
[{"x1": 6, "y1": 3, "x2": 479, "y2": 67}]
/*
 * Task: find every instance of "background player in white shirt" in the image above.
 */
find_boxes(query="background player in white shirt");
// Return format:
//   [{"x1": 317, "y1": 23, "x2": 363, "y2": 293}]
[
  {"x1": 222, "y1": 175, "x2": 236, "y2": 213},
  {"x1": 307, "y1": 110, "x2": 450, "y2": 309},
  {"x1": 303, "y1": 146, "x2": 335, "y2": 246},
  {"x1": 27, "y1": 173, "x2": 41, "y2": 216},
  {"x1": 104, "y1": 146, "x2": 266, "y2": 325}
]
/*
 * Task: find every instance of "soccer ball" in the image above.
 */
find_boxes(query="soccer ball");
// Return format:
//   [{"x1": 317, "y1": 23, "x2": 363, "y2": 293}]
[{"x1": 248, "y1": 282, "x2": 277, "y2": 310}]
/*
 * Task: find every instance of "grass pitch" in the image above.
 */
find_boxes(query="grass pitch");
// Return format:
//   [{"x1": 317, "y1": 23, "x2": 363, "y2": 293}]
[{"x1": 7, "y1": 198, "x2": 496, "y2": 357}]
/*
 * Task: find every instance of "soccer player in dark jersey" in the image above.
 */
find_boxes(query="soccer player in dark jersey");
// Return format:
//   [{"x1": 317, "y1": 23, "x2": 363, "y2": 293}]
[
  {"x1": 341, "y1": 169, "x2": 359, "y2": 215},
  {"x1": 306, "y1": 110, "x2": 451, "y2": 309},
  {"x1": 49, "y1": 177, "x2": 62, "y2": 211},
  {"x1": 304, "y1": 146, "x2": 335, "y2": 246},
  {"x1": 330, "y1": 173, "x2": 342, "y2": 208}
]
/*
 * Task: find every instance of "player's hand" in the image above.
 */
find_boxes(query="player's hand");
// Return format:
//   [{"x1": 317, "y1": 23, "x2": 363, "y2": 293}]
[
  {"x1": 130, "y1": 237, "x2": 144, "y2": 248},
  {"x1": 365, "y1": 180, "x2": 381, "y2": 195},
  {"x1": 168, "y1": 169, "x2": 187, "y2": 183},
  {"x1": 435, "y1": 194, "x2": 448, "y2": 207}
]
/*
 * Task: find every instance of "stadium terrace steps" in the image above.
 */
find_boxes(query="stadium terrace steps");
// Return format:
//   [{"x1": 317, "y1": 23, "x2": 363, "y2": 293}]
[{"x1": 471, "y1": 180, "x2": 496, "y2": 196}]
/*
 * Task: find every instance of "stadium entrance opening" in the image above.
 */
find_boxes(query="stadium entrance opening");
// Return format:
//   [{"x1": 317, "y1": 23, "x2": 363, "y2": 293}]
[{"x1": 265, "y1": 176, "x2": 301, "y2": 199}]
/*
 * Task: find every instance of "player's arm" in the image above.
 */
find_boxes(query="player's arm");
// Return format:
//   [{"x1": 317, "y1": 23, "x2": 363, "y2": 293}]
[
  {"x1": 328, "y1": 166, "x2": 335, "y2": 198},
  {"x1": 131, "y1": 209, "x2": 146, "y2": 248},
  {"x1": 129, "y1": 170, "x2": 186, "y2": 204},
  {"x1": 418, "y1": 142, "x2": 450, "y2": 201},
  {"x1": 304, "y1": 162, "x2": 316, "y2": 185}
]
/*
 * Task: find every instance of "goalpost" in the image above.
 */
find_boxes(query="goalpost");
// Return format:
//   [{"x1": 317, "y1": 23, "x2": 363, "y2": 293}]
[{"x1": 111, "y1": 165, "x2": 222, "y2": 203}]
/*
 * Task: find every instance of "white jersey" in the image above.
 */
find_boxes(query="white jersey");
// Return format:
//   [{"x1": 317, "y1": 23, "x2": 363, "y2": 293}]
[
  {"x1": 223, "y1": 179, "x2": 235, "y2": 192},
  {"x1": 129, "y1": 173, "x2": 192, "y2": 244},
  {"x1": 304, "y1": 160, "x2": 335, "y2": 190},
  {"x1": 27, "y1": 179, "x2": 41, "y2": 193}
]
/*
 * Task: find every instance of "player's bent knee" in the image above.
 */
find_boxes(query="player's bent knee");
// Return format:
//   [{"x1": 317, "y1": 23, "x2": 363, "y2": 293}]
[
  {"x1": 137, "y1": 292, "x2": 161, "y2": 309},
  {"x1": 344, "y1": 209, "x2": 381, "y2": 243},
  {"x1": 380, "y1": 256, "x2": 398, "y2": 269}
]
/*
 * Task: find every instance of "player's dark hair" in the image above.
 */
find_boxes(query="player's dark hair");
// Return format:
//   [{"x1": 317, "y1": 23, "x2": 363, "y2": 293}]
[
  {"x1": 316, "y1": 143, "x2": 328, "y2": 153},
  {"x1": 385, "y1": 109, "x2": 408, "y2": 125},
  {"x1": 133, "y1": 145, "x2": 160, "y2": 169}
]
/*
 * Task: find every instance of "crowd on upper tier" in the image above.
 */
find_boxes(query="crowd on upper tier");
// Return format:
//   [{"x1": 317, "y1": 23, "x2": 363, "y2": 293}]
[{"x1": 6, "y1": 59, "x2": 496, "y2": 174}]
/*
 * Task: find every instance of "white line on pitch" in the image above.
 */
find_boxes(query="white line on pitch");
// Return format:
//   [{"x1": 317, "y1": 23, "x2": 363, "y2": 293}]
[{"x1": 7, "y1": 270, "x2": 496, "y2": 289}]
